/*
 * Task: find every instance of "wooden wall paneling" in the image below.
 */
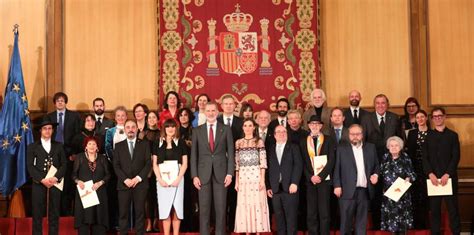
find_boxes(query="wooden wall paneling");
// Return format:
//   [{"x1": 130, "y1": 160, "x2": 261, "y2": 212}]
[
  {"x1": 320, "y1": 0, "x2": 413, "y2": 107},
  {"x1": 63, "y1": 0, "x2": 159, "y2": 111},
  {"x1": 0, "y1": 0, "x2": 47, "y2": 111},
  {"x1": 445, "y1": 116, "x2": 474, "y2": 168},
  {"x1": 45, "y1": 0, "x2": 63, "y2": 112}
]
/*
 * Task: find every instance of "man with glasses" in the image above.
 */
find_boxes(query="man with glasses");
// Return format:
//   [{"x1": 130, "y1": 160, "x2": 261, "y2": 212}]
[
  {"x1": 333, "y1": 124, "x2": 379, "y2": 235},
  {"x1": 423, "y1": 107, "x2": 461, "y2": 235}
]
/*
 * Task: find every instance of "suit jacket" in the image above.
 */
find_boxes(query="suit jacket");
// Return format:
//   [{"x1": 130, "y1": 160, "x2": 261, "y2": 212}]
[
  {"x1": 190, "y1": 122, "x2": 235, "y2": 185},
  {"x1": 27, "y1": 141, "x2": 67, "y2": 183},
  {"x1": 268, "y1": 118, "x2": 287, "y2": 133},
  {"x1": 95, "y1": 116, "x2": 114, "y2": 136},
  {"x1": 257, "y1": 128, "x2": 275, "y2": 153},
  {"x1": 266, "y1": 141, "x2": 303, "y2": 194},
  {"x1": 46, "y1": 109, "x2": 81, "y2": 156},
  {"x1": 113, "y1": 138, "x2": 151, "y2": 191},
  {"x1": 300, "y1": 134, "x2": 336, "y2": 184},
  {"x1": 333, "y1": 142, "x2": 379, "y2": 199},
  {"x1": 422, "y1": 127, "x2": 460, "y2": 178},
  {"x1": 361, "y1": 111, "x2": 400, "y2": 157},
  {"x1": 329, "y1": 126, "x2": 350, "y2": 145},
  {"x1": 343, "y1": 108, "x2": 369, "y2": 127},
  {"x1": 217, "y1": 115, "x2": 243, "y2": 141},
  {"x1": 303, "y1": 106, "x2": 331, "y2": 135}
]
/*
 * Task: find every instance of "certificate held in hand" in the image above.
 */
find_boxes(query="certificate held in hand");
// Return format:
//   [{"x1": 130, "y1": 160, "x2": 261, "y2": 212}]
[
  {"x1": 312, "y1": 155, "x2": 330, "y2": 180},
  {"x1": 427, "y1": 178, "x2": 453, "y2": 196},
  {"x1": 45, "y1": 165, "x2": 64, "y2": 191},
  {"x1": 160, "y1": 160, "x2": 179, "y2": 185},
  {"x1": 77, "y1": 180, "x2": 100, "y2": 209},
  {"x1": 384, "y1": 177, "x2": 412, "y2": 202}
]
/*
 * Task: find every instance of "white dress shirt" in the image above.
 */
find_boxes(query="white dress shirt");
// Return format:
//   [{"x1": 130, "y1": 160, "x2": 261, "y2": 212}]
[
  {"x1": 41, "y1": 138, "x2": 51, "y2": 153},
  {"x1": 376, "y1": 112, "x2": 386, "y2": 125},
  {"x1": 207, "y1": 121, "x2": 217, "y2": 141},
  {"x1": 222, "y1": 114, "x2": 234, "y2": 126},
  {"x1": 352, "y1": 143, "x2": 367, "y2": 188}
]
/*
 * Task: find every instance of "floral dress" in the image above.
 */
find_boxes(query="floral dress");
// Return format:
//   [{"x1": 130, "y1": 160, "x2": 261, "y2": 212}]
[
  {"x1": 380, "y1": 152, "x2": 416, "y2": 232},
  {"x1": 234, "y1": 138, "x2": 271, "y2": 233}
]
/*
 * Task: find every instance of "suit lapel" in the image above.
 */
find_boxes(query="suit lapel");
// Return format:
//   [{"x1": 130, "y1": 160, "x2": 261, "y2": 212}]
[
  {"x1": 371, "y1": 113, "x2": 381, "y2": 133},
  {"x1": 362, "y1": 144, "x2": 370, "y2": 177},
  {"x1": 348, "y1": 145, "x2": 357, "y2": 169},
  {"x1": 213, "y1": 123, "x2": 223, "y2": 150},
  {"x1": 202, "y1": 124, "x2": 211, "y2": 152}
]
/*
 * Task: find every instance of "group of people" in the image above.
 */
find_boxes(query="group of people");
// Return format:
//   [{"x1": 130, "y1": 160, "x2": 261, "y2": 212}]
[{"x1": 26, "y1": 89, "x2": 461, "y2": 235}]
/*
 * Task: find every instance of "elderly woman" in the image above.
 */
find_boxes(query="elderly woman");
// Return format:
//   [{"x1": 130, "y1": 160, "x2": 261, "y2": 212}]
[
  {"x1": 380, "y1": 136, "x2": 416, "y2": 234},
  {"x1": 73, "y1": 137, "x2": 110, "y2": 234}
]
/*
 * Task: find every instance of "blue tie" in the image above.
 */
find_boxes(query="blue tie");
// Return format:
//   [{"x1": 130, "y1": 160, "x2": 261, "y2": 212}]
[
  {"x1": 55, "y1": 112, "x2": 64, "y2": 143},
  {"x1": 335, "y1": 129, "x2": 341, "y2": 143}
]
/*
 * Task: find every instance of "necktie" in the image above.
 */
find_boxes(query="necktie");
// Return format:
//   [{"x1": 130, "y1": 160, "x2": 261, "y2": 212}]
[
  {"x1": 260, "y1": 131, "x2": 266, "y2": 141},
  {"x1": 276, "y1": 144, "x2": 283, "y2": 165},
  {"x1": 55, "y1": 112, "x2": 64, "y2": 143},
  {"x1": 380, "y1": 116, "x2": 385, "y2": 136},
  {"x1": 96, "y1": 117, "x2": 102, "y2": 130},
  {"x1": 353, "y1": 109, "x2": 359, "y2": 124},
  {"x1": 209, "y1": 124, "x2": 215, "y2": 152},
  {"x1": 280, "y1": 119, "x2": 285, "y2": 126},
  {"x1": 226, "y1": 117, "x2": 231, "y2": 126},
  {"x1": 129, "y1": 141, "x2": 134, "y2": 159},
  {"x1": 335, "y1": 129, "x2": 341, "y2": 143}
]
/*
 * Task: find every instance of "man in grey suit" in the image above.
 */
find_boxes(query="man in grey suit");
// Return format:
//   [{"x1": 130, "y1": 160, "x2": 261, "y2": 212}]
[
  {"x1": 333, "y1": 124, "x2": 379, "y2": 235},
  {"x1": 191, "y1": 102, "x2": 235, "y2": 235}
]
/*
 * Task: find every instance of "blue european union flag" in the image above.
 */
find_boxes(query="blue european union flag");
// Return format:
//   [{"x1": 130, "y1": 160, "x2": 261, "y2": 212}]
[{"x1": 0, "y1": 27, "x2": 34, "y2": 196}]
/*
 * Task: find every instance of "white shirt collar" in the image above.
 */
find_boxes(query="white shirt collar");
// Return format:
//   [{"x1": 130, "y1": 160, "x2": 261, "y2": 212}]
[
  {"x1": 95, "y1": 114, "x2": 104, "y2": 120},
  {"x1": 159, "y1": 138, "x2": 179, "y2": 147},
  {"x1": 350, "y1": 106, "x2": 360, "y2": 112}
]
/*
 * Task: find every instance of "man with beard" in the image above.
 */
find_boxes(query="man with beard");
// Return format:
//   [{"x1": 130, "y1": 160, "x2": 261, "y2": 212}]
[
  {"x1": 269, "y1": 98, "x2": 290, "y2": 132},
  {"x1": 343, "y1": 90, "x2": 369, "y2": 127},
  {"x1": 303, "y1": 89, "x2": 331, "y2": 135},
  {"x1": 93, "y1": 97, "x2": 115, "y2": 136}
]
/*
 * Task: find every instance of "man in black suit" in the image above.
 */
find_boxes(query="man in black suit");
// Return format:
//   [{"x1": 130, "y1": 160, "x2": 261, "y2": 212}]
[
  {"x1": 300, "y1": 115, "x2": 335, "y2": 235},
  {"x1": 46, "y1": 92, "x2": 81, "y2": 216},
  {"x1": 287, "y1": 109, "x2": 308, "y2": 145},
  {"x1": 191, "y1": 102, "x2": 235, "y2": 235},
  {"x1": 256, "y1": 110, "x2": 275, "y2": 151},
  {"x1": 330, "y1": 107, "x2": 350, "y2": 144},
  {"x1": 333, "y1": 124, "x2": 379, "y2": 235},
  {"x1": 216, "y1": 94, "x2": 241, "y2": 231},
  {"x1": 27, "y1": 118, "x2": 67, "y2": 235},
  {"x1": 268, "y1": 97, "x2": 290, "y2": 132},
  {"x1": 423, "y1": 107, "x2": 461, "y2": 235},
  {"x1": 343, "y1": 90, "x2": 369, "y2": 127},
  {"x1": 360, "y1": 94, "x2": 400, "y2": 228},
  {"x1": 266, "y1": 125, "x2": 303, "y2": 235},
  {"x1": 113, "y1": 119, "x2": 151, "y2": 235},
  {"x1": 93, "y1": 97, "x2": 115, "y2": 136}
]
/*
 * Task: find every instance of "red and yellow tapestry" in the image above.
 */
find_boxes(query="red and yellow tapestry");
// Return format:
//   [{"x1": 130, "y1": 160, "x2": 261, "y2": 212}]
[{"x1": 159, "y1": 0, "x2": 319, "y2": 111}]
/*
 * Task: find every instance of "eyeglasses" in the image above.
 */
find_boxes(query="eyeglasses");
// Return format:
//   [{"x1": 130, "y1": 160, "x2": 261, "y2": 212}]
[{"x1": 432, "y1": 115, "x2": 445, "y2": 119}]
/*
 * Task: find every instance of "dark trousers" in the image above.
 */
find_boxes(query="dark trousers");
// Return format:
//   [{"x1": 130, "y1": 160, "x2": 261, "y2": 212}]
[
  {"x1": 118, "y1": 187, "x2": 148, "y2": 235},
  {"x1": 78, "y1": 224, "x2": 107, "y2": 235},
  {"x1": 339, "y1": 187, "x2": 369, "y2": 235},
  {"x1": 107, "y1": 163, "x2": 118, "y2": 230},
  {"x1": 226, "y1": 180, "x2": 237, "y2": 231},
  {"x1": 32, "y1": 183, "x2": 61, "y2": 235},
  {"x1": 198, "y1": 174, "x2": 228, "y2": 235},
  {"x1": 429, "y1": 195, "x2": 461, "y2": 235},
  {"x1": 307, "y1": 181, "x2": 331, "y2": 235},
  {"x1": 370, "y1": 182, "x2": 382, "y2": 229},
  {"x1": 60, "y1": 160, "x2": 74, "y2": 216},
  {"x1": 272, "y1": 189, "x2": 299, "y2": 235}
]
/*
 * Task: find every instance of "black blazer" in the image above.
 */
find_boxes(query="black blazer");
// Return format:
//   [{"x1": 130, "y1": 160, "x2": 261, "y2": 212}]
[
  {"x1": 361, "y1": 111, "x2": 400, "y2": 156},
  {"x1": 422, "y1": 128, "x2": 460, "y2": 178},
  {"x1": 256, "y1": 128, "x2": 275, "y2": 153},
  {"x1": 27, "y1": 141, "x2": 67, "y2": 183},
  {"x1": 266, "y1": 141, "x2": 303, "y2": 194},
  {"x1": 343, "y1": 108, "x2": 369, "y2": 127},
  {"x1": 46, "y1": 109, "x2": 81, "y2": 156},
  {"x1": 333, "y1": 142, "x2": 379, "y2": 199},
  {"x1": 268, "y1": 118, "x2": 287, "y2": 134},
  {"x1": 300, "y1": 134, "x2": 336, "y2": 184},
  {"x1": 95, "y1": 117, "x2": 115, "y2": 136},
  {"x1": 217, "y1": 115, "x2": 243, "y2": 142},
  {"x1": 113, "y1": 138, "x2": 151, "y2": 191},
  {"x1": 406, "y1": 129, "x2": 432, "y2": 162}
]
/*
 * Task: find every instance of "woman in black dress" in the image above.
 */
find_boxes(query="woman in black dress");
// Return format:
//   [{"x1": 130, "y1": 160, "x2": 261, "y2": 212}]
[
  {"x1": 72, "y1": 114, "x2": 102, "y2": 155},
  {"x1": 177, "y1": 108, "x2": 197, "y2": 232},
  {"x1": 143, "y1": 111, "x2": 160, "y2": 232},
  {"x1": 73, "y1": 136, "x2": 110, "y2": 234},
  {"x1": 400, "y1": 97, "x2": 420, "y2": 140},
  {"x1": 406, "y1": 110, "x2": 431, "y2": 229}
]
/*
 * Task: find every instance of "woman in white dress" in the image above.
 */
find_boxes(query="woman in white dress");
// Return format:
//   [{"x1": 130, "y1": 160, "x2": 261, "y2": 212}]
[{"x1": 152, "y1": 119, "x2": 188, "y2": 235}]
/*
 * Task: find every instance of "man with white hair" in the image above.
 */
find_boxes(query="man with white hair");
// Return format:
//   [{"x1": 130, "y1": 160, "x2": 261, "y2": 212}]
[{"x1": 303, "y1": 89, "x2": 331, "y2": 135}]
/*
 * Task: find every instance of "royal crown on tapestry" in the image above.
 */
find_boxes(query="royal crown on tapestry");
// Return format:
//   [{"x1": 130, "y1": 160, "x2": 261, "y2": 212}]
[{"x1": 159, "y1": 0, "x2": 319, "y2": 112}]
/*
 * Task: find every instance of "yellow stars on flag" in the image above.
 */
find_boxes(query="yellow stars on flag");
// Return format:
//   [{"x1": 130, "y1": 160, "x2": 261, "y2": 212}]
[
  {"x1": 2, "y1": 138, "x2": 10, "y2": 150},
  {"x1": 21, "y1": 122, "x2": 29, "y2": 131},
  {"x1": 13, "y1": 134, "x2": 22, "y2": 143},
  {"x1": 12, "y1": 83, "x2": 21, "y2": 93}
]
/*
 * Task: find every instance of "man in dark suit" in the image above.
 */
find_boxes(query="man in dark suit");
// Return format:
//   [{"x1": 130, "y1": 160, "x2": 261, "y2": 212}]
[
  {"x1": 266, "y1": 125, "x2": 302, "y2": 235},
  {"x1": 343, "y1": 90, "x2": 369, "y2": 127},
  {"x1": 268, "y1": 97, "x2": 290, "y2": 132},
  {"x1": 113, "y1": 119, "x2": 151, "y2": 235},
  {"x1": 191, "y1": 102, "x2": 235, "y2": 235},
  {"x1": 46, "y1": 92, "x2": 81, "y2": 216},
  {"x1": 27, "y1": 118, "x2": 67, "y2": 235},
  {"x1": 333, "y1": 124, "x2": 379, "y2": 235},
  {"x1": 360, "y1": 94, "x2": 400, "y2": 228},
  {"x1": 256, "y1": 110, "x2": 275, "y2": 151},
  {"x1": 93, "y1": 97, "x2": 115, "y2": 136},
  {"x1": 330, "y1": 107, "x2": 350, "y2": 144},
  {"x1": 423, "y1": 107, "x2": 461, "y2": 235},
  {"x1": 300, "y1": 115, "x2": 335, "y2": 235}
]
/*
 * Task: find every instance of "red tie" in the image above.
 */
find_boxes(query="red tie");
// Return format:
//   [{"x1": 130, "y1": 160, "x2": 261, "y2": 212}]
[{"x1": 209, "y1": 124, "x2": 215, "y2": 152}]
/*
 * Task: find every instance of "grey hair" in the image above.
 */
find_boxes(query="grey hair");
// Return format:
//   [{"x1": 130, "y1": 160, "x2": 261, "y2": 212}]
[{"x1": 386, "y1": 136, "x2": 404, "y2": 150}]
